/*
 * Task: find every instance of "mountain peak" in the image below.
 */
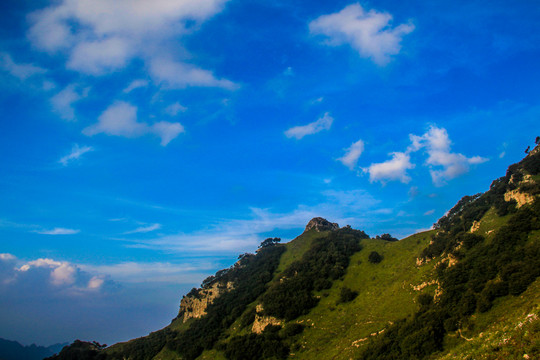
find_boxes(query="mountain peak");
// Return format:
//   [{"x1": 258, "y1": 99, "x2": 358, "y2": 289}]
[{"x1": 304, "y1": 217, "x2": 339, "y2": 233}]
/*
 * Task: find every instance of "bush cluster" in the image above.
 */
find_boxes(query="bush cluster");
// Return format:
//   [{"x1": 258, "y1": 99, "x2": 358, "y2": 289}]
[{"x1": 261, "y1": 228, "x2": 365, "y2": 321}]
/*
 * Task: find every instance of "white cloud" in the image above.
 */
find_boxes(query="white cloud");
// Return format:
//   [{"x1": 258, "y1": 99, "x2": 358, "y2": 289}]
[
  {"x1": 0, "y1": 52, "x2": 47, "y2": 80},
  {"x1": 35, "y1": 227, "x2": 80, "y2": 235},
  {"x1": 285, "y1": 112, "x2": 334, "y2": 139},
  {"x1": 81, "y1": 261, "x2": 210, "y2": 284},
  {"x1": 83, "y1": 101, "x2": 185, "y2": 146},
  {"x1": 149, "y1": 57, "x2": 237, "y2": 90},
  {"x1": 423, "y1": 209, "x2": 435, "y2": 216},
  {"x1": 87, "y1": 276, "x2": 105, "y2": 289},
  {"x1": 59, "y1": 144, "x2": 94, "y2": 166},
  {"x1": 0, "y1": 253, "x2": 15, "y2": 261},
  {"x1": 84, "y1": 101, "x2": 145, "y2": 138},
  {"x1": 18, "y1": 258, "x2": 75, "y2": 286},
  {"x1": 309, "y1": 3, "x2": 414, "y2": 65},
  {"x1": 152, "y1": 121, "x2": 185, "y2": 146},
  {"x1": 409, "y1": 126, "x2": 488, "y2": 185},
  {"x1": 123, "y1": 79, "x2": 149, "y2": 93},
  {"x1": 125, "y1": 223, "x2": 161, "y2": 234},
  {"x1": 165, "y1": 102, "x2": 187, "y2": 116},
  {"x1": 337, "y1": 139, "x2": 364, "y2": 169},
  {"x1": 27, "y1": 0, "x2": 234, "y2": 87},
  {"x1": 50, "y1": 84, "x2": 83, "y2": 121},
  {"x1": 10, "y1": 257, "x2": 111, "y2": 294},
  {"x1": 365, "y1": 152, "x2": 415, "y2": 184},
  {"x1": 67, "y1": 37, "x2": 133, "y2": 75}
]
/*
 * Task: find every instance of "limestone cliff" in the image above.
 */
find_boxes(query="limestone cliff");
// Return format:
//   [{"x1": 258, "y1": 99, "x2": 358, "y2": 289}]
[
  {"x1": 252, "y1": 304, "x2": 282, "y2": 334},
  {"x1": 178, "y1": 281, "x2": 234, "y2": 323},
  {"x1": 504, "y1": 173, "x2": 538, "y2": 208}
]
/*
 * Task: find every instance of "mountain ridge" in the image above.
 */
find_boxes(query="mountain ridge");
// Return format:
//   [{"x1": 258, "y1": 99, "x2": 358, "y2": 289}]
[{"x1": 49, "y1": 143, "x2": 540, "y2": 360}]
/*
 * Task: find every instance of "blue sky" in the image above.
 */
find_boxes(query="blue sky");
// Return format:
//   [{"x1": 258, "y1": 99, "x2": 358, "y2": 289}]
[{"x1": 1, "y1": 0, "x2": 539, "y2": 346}]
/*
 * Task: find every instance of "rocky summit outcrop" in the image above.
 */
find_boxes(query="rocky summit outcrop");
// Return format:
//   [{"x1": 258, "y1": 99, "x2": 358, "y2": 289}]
[{"x1": 304, "y1": 217, "x2": 339, "y2": 233}]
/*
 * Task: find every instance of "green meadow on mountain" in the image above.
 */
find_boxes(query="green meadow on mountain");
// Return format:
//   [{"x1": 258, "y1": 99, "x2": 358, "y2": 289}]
[{"x1": 50, "y1": 147, "x2": 540, "y2": 359}]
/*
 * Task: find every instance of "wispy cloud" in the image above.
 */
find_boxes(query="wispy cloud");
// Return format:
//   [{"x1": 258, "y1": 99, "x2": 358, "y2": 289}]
[
  {"x1": 81, "y1": 261, "x2": 213, "y2": 284},
  {"x1": 309, "y1": 3, "x2": 414, "y2": 65},
  {"x1": 50, "y1": 84, "x2": 84, "y2": 121},
  {"x1": 123, "y1": 79, "x2": 149, "y2": 93},
  {"x1": 125, "y1": 223, "x2": 161, "y2": 234},
  {"x1": 149, "y1": 57, "x2": 238, "y2": 90},
  {"x1": 59, "y1": 144, "x2": 94, "y2": 166},
  {"x1": 0, "y1": 52, "x2": 47, "y2": 80},
  {"x1": 35, "y1": 228, "x2": 80, "y2": 235},
  {"x1": 285, "y1": 112, "x2": 333, "y2": 139},
  {"x1": 165, "y1": 102, "x2": 187, "y2": 116},
  {"x1": 126, "y1": 189, "x2": 381, "y2": 254},
  {"x1": 337, "y1": 139, "x2": 364, "y2": 169},
  {"x1": 83, "y1": 101, "x2": 185, "y2": 146}
]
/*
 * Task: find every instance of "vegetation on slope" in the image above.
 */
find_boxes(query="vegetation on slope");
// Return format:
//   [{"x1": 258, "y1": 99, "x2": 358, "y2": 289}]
[{"x1": 360, "y1": 149, "x2": 540, "y2": 360}]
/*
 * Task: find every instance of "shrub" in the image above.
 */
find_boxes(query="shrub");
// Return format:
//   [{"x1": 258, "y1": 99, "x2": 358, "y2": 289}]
[
  {"x1": 338, "y1": 286, "x2": 358, "y2": 304},
  {"x1": 368, "y1": 251, "x2": 382, "y2": 264}
]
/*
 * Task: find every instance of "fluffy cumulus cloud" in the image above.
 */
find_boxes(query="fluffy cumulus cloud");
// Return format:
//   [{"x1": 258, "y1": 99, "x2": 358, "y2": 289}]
[
  {"x1": 337, "y1": 139, "x2": 365, "y2": 169},
  {"x1": 0, "y1": 254, "x2": 110, "y2": 292},
  {"x1": 409, "y1": 126, "x2": 488, "y2": 185},
  {"x1": 365, "y1": 152, "x2": 415, "y2": 184},
  {"x1": 59, "y1": 143, "x2": 94, "y2": 166},
  {"x1": 356, "y1": 125, "x2": 487, "y2": 185},
  {"x1": 309, "y1": 3, "x2": 415, "y2": 65},
  {"x1": 83, "y1": 101, "x2": 185, "y2": 146},
  {"x1": 27, "y1": 0, "x2": 235, "y2": 87},
  {"x1": 0, "y1": 253, "x2": 207, "y2": 344},
  {"x1": 285, "y1": 112, "x2": 334, "y2": 139},
  {"x1": 0, "y1": 52, "x2": 47, "y2": 80}
]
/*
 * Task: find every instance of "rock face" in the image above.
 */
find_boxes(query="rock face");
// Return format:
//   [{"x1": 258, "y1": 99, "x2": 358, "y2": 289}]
[
  {"x1": 304, "y1": 217, "x2": 339, "y2": 233},
  {"x1": 252, "y1": 304, "x2": 282, "y2": 334},
  {"x1": 504, "y1": 189, "x2": 535, "y2": 208},
  {"x1": 504, "y1": 174, "x2": 537, "y2": 208},
  {"x1": 178, "y1": 281, "x2": 234, "y2": 323}
]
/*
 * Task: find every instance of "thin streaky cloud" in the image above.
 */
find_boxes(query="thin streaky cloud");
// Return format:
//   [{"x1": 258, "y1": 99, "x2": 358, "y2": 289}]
[
  {"x1": 123, "y1": 79, "x2": 149, "y2": 93},
  {"x1": 59, "y1": 144, "x2": 94, "y2": 166},
  {"x1": 35, "y1": 227, "x2": 80, "y2": 235},
  {"x1": 125, "y1": 223, "x2": 161, "y2": 234},
  {"x1": 285, "y1": 112, "x2": 333, "y2": 139}
]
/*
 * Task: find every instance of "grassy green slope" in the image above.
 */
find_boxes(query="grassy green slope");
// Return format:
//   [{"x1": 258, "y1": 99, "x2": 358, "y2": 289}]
[
  {"x1": 433, "y1": 277, "x2": 540, "y2": 360},
  {"x1": 292, "y1": 231, "x2": 436, "y2": 360}
]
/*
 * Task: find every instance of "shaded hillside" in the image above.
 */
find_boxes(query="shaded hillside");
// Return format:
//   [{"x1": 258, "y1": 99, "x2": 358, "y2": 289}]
[{"x1": 49, "y1": 145, "x2": 540, "y2": 360}]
